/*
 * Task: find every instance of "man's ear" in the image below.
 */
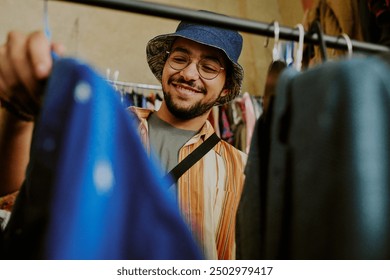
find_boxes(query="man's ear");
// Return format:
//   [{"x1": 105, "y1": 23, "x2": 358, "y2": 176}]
[{"x1": 220, "y1": 88, "x2": 230, "y2": 98}]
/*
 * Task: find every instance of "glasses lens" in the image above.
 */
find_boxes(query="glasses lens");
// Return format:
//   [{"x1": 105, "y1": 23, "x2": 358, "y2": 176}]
[
  {"x1": 198, "y1": 59, "x2": 222, "y2": 80},
  {"x1": 168, "y1": 53, "x2": 190, "y2": 70},
  {"x1": 167, "y1": 51, "x2": 223, "y2": 80}
]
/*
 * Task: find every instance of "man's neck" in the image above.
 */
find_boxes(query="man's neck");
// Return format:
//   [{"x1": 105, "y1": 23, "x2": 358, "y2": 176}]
[{"x1": 156, "y1": 103, "x2": 210, "y2": 132}]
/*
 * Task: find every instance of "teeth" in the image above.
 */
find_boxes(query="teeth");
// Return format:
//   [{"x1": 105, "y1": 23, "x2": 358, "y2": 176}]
[{"x1": 177, "y1": 85, "x2": 197, "y2": 94}]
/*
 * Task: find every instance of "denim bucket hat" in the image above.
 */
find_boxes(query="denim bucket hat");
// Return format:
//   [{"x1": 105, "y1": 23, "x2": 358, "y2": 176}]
[{"x1": 146, "y1": 16, "x2": 244, "y2": 105}]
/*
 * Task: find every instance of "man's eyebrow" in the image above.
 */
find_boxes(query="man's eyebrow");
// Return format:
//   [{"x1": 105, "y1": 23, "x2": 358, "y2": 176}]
[
  {"x1": 203, "y1": 55, "x2": 223, "y2": 64},
  {"x1": 171, "y1": 46, "x2": 224, "y2": 64},
  {"x1": 171, "y1": 47, "x2": 190, "y2": 54}
]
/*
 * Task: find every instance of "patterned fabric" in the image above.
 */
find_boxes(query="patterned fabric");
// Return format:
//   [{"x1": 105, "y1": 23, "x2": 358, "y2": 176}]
[{"x1": 129, "y1": 107, "x2": 247, "y2": 259}]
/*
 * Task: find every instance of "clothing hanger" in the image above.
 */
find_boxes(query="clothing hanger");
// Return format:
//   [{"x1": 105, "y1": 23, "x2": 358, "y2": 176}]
[
  {"x1": 113, "y1": 70, "x2": 119, "y2": 85},
  {"x1": 43, "y1": 0, "x2": 51, "y2": 40},
  {"x1": 106, "y1": 68, "x2": 120, "y2": 88},
  {"x1": 284, "y1": 41, "x2": 294, "y2": 67},
  {"x1": 294, "y1": 24, "x2": 305, "y2": 71},
  {"x1": 44, "y1": 0, "x2": 60, "y2": 60},
  {"x1": 334, "y1": 33, "x2": 353, "y2": 59},
  {"x1": 263, "y1": 21, "x2": 287, "y2": 113},
  {"x1": 308, "y1": 20, "x2": 327, "y2": 62},
  {"x1": 264, "y1": 21, "x2": 282, "y2": 62},
  {"x1": 262, "y1": 21, "x2": 289, "y2": 113}
]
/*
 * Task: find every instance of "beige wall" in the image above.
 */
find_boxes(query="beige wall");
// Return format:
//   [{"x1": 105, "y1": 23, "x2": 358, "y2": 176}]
[{"x1": 0, "y1": 0, "x2": 304, "y2": 96}]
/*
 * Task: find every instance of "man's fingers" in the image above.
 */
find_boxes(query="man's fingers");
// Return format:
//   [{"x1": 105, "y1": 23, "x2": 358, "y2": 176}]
[
  {"x1": 0, "y1": 37, "x2": 19, "y2": 91},
  {"x1": 0, "y1": 30, "x2": 55, "y2": 120},
  {"x1": 7, "y1": 31, "x2": 37, "y2": 95},
  {"x1": 51, "y1": 42, "x2": 66, "y2": 57},
  {"x1": 27, "y1": 31, "x2": 52, "y2": 79}
]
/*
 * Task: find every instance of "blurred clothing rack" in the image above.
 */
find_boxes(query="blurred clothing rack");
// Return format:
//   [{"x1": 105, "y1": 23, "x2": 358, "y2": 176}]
[
  {"x1": 52, "y1": 0, "x2": 390, "y2": 54},
  {"x1": 107, "y1": 80, "x2": 162, "y2": 91}
]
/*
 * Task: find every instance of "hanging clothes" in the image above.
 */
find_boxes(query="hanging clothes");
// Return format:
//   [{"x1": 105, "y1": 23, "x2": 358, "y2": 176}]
[
  {"x1": 236, "y1": 106, "x2": 273, "y2": 260},
  {"x1": 242, "y1": 92, "x2": 257, "y2": 154},
  {"x1": 262, "y1": 60, "x2": 287, "y2": 114},
  {"x1": 237, "y1": 56, "x2": 390, "y2": 259},
  {"x1": 363, "y1": 0, "x2": 390, "y2": 46},
  {"x1": 219, "y1": 104, "x2": 234, "y2": 145},
  {"x1": 303, "y1": 0, "x2": 364, "y2": 65},
  {"x1": 230, "y1": 98, "x2": 247, "y2": 152},
  {"x1": 1, "y1": 57, "x2": 202, "y2": 260}
]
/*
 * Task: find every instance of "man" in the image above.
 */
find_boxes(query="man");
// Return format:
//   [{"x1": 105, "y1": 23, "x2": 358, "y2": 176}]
[{"x1": 0, "y1": 17, "x2": 247, "y2": 259}]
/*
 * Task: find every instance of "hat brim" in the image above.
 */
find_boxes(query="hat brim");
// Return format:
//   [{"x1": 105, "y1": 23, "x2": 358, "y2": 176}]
[{"x1": 146, "y1": 33, "x2": 243, "y2": 105}]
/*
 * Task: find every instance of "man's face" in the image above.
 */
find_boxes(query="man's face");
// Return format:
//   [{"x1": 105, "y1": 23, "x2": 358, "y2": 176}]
[{"x1": 161, "y1": 38, "x2": 229, "y2": 120}]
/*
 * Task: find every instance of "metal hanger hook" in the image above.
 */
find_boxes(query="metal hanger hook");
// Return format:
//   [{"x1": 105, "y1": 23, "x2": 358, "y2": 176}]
[
  {"x1": 294, "y1": 23, "x2": 305, "y2": 71},
  {"x1": 264, "y1": 20, "x2": 280, "y2": 47},
  {"x1": 341, "y1": 33, "x2": 353, "y2": 58},
  {"x1": 264, "y1": 21, "x2": 281, "y2": 61},
  {"x1": 272, "y1": 21, "x2": 281, "y2": 61},
  {"x1": 332, "y1": 33, "x2": 353, "y2": 59}
]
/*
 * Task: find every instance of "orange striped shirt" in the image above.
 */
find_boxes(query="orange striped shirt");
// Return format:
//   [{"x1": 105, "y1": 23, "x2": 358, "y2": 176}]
[{"x1": 130, "y1": 107, "x2": 247, "y2": 259}]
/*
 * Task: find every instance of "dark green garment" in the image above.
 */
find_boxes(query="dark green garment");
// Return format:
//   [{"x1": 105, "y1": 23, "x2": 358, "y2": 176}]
[{"x1": 237, "y1": 57, "x2": 390, "y2": 259}]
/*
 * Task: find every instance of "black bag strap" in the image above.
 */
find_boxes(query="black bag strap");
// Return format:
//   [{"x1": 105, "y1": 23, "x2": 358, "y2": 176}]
[{"x1": 165, "y1": 132, "x2": 220, "y2": 183}]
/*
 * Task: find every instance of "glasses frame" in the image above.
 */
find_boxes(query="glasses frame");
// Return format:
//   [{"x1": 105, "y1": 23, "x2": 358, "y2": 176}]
[{"x1": 165, "y1": 51, "x2": 225, "y2": 80}]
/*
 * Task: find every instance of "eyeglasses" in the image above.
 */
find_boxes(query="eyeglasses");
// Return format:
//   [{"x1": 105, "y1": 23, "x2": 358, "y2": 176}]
[{"x1": 166, "y1": 51, "x2": 225, "y2": 80}]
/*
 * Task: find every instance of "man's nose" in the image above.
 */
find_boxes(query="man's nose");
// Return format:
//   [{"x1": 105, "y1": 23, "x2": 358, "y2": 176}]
[{"x1": 180, "y1": 62, "x2": 200, "y2": 81}]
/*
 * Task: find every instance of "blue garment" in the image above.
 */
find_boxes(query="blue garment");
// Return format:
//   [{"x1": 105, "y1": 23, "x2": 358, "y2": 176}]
[{"x1": 33, "y1": 58, "x2": 202, "y2": 259}]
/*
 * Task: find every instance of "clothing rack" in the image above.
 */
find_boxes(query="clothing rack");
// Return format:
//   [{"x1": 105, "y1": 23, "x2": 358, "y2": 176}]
[
  {"x1": 52, "y1": 0, "x2": 390, "y2": 54},
  {"x1": 107, "y1": 80, "x2": 162, "y2": 91}
]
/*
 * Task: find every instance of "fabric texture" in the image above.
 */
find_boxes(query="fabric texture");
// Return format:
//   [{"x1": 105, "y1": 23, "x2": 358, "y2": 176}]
[
  {"x1": 130, "y1": 106, "x2": 247, "y2": 260},
  {"x1": 239, "y1": 56, "x2": 390, "y2": 259},
  {"x1": 1, "y1": 58, "x2": 202, "y2": 260}
]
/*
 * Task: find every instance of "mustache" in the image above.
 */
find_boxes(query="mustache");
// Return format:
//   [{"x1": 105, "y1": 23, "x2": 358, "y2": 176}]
[{"x1": 168, "y1": 77, "x2": 207, "y2": 93}]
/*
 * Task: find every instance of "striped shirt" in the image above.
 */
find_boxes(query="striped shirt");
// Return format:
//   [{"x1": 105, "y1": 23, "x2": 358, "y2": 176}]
[{"x1": 129, "y1": 107, "x2": 247, "y2": 259}]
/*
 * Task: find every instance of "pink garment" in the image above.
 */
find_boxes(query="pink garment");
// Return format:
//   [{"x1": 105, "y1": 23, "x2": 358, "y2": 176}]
[
  {"x1": 220, "y1": 105, "x2": 234, "y2": 144},
  {"x1": 242, "y1": 92, "x2": 256, "y2": 154}
]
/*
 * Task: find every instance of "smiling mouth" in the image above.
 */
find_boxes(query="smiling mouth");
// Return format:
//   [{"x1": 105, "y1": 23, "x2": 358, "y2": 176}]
[{"x1": 172, "y1": 82, "x2": 205, "y2": 95}]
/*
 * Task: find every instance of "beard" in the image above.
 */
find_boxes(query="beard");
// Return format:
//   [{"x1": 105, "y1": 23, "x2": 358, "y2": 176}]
[{"x1": 162, "y1": 78, "x2": 221, "y2": 120}]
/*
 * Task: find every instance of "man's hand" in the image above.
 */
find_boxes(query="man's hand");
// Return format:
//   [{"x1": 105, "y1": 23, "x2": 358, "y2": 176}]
[{"x1": 0, "y1": 30, "x2": 64, "y2": 121}]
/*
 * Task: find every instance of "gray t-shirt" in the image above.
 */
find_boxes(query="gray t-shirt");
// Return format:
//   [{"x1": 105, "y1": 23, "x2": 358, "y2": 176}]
[{"x1": 148, "y1": 113, "x2": 197, "y2": 173}]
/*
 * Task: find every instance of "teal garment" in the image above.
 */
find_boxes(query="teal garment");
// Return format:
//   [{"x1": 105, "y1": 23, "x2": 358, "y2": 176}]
[{"x1": 237, "y1": 56, "x2": 390, "y2": 259}]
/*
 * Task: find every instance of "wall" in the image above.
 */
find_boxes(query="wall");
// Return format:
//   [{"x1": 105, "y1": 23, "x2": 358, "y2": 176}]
[{"x1": 0, "y1": 0, "x2": 304, "y2": 96}]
